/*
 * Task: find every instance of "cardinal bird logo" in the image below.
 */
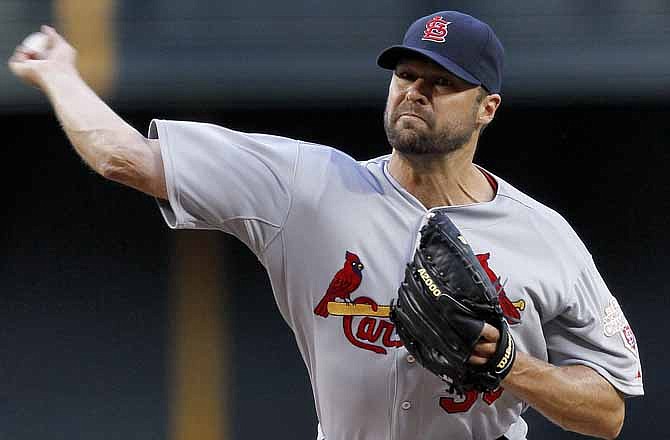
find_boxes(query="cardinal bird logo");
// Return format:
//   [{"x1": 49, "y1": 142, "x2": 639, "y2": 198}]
[
  {"x1": 314, "y1": 251, "x2": 364, "y2": 318},
  {"x1": 476, "y1": 253, "x2": 524, "y2": 325}
]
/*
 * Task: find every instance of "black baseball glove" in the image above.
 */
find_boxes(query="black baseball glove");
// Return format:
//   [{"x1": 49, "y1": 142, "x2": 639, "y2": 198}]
[{"x1": 390, "y1": 209, "x2": 516, "y2": 393}]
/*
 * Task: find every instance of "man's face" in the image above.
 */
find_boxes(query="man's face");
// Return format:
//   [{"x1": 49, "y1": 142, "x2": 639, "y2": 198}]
[{"x1": 384, "y1": 57, "x2": 486, "y2": 155}]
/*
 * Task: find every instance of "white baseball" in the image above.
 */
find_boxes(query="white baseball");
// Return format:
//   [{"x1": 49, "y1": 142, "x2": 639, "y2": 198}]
[{"x1": 21, "y1": 32, "x2": 50, "y2": 54}]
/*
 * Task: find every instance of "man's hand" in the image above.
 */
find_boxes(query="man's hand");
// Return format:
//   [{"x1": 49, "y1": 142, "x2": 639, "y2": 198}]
[
  {"x1": 469, "y1": 323, "x2": 623, "y2": 438},
  {"x1": 8, "y1": 26, "x2": 78, "y2": 90},
  {"x1": 7, "y1": 25, "x2": 167, "y2": 198},
  {"x1": 469, "y1": 324, "x2": 624, "y2": 439},
  {"x1": 469, "y1": 323, "x2": 500, "y2": 366}
]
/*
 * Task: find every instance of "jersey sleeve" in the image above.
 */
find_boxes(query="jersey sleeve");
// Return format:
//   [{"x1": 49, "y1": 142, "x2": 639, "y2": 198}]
[
  {"x1": 544, "y1": 257, "x2": 644, "y2": 397},
  {"x1": 148, "y1": 119, "x2": 299, "y2": 253}
]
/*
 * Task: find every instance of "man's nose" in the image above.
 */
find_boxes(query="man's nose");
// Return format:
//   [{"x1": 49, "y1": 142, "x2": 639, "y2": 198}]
[{"x1": 405, "y1": 78, "x2": 430, "y2": 104}]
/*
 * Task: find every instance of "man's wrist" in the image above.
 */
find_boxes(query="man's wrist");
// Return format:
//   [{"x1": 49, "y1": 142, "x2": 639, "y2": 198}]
[{"x1": 40, "y1": 62, "x2": 83, "y2": 94}]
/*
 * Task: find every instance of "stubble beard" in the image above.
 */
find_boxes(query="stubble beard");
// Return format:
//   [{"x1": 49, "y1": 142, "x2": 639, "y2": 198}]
[{"x1": 383, "y1": 105, "x2": 478, "y2": 156}]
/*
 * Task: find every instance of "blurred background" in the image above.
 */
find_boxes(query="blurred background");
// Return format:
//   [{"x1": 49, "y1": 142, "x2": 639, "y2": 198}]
[{"x1": 1, "y1": 1, "x2": 668, "y2": 439}]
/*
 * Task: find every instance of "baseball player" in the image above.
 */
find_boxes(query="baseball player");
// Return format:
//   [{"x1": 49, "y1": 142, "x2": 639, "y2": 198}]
[{"x1": 9, "y1": 10, "x2": 643, "y2": 440}]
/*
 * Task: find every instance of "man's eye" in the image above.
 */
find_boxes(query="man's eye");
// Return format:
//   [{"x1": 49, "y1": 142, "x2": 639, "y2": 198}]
[
  {"x1": 396, "y1": 71, "x2": 412, "y2": 80},
  {"x1": 435, "y1": 78, "x2": 452, "y2": 87}
]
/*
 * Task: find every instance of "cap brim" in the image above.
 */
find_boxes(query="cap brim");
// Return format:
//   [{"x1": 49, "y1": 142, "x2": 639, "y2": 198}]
[{"x1": 377, "y1": 45, "x2": 481, "y2": 87}]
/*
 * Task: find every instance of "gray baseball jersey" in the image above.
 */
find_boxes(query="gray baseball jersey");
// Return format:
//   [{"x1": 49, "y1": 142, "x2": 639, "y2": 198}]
[{"x1": 148, "y1": 119, "x2": 644, "y2": 440}]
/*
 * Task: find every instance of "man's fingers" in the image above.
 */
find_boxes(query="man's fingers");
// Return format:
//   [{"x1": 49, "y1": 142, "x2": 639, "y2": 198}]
[
  {"x1": 468, "y1": 354, "x2": 488, "y2": 365},
  {"x1": 36, "y1": 25, "x2": 77, "y2": 63},
  {"x1": 8, "y1": 51, "x2": 32, "y2": 73},
  {"x1": 14, "y1": 48, "x2": 41, "y2": 61},
  {"x1": 41, "y1": 25, "x2": 57, "y2": 37},
  {"x1": 41, "y1": 25, "x2": 61, "y2": 46},
  {"x1": 480, "y1": 323, "x2": 500, "y2": 342},
  {"x1": 472, "y1": 341, "x2": 497, "y2": 356},
  {"x1": 10, "y1": 51, "x2": 29, "y2": 63},
  {"x1": 468, "y1": 331, "x2": 500, "y2": 365},
  {"x1": 468, "y1": 340, "x2": 498, "y2": 365}
]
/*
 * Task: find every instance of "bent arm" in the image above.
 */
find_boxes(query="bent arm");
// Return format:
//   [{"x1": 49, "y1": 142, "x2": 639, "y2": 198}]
[
  {"x1": 502, "y1": 352, "x2": 624, "y2": 439},
  {"x1": 42, "y1": 67, "x2": 167, "y2": 199},
  {"x1": 9, "y1": 26, "x2": 166, "y2": 199}
]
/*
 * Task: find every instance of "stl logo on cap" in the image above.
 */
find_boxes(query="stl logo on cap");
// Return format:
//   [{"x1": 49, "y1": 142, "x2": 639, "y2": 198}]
[{"x1": 421, "y1": 16, "x2": 452, "y2": 43}]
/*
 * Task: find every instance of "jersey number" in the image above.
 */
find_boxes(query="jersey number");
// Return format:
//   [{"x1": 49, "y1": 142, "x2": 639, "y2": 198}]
[{"x1": 439, "y1": 388, "x2": 504, "y2": 413}]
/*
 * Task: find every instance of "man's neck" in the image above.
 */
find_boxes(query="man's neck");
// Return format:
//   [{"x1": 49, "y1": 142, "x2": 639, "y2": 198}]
[{"x1": 387, "y1": 148, "x2": 495, "y2": 209}]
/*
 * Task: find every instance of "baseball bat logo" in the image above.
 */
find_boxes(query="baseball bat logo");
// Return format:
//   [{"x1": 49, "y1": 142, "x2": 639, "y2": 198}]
[{"x1": 314, "y1": 252, "x2": 402, "y2": 355}]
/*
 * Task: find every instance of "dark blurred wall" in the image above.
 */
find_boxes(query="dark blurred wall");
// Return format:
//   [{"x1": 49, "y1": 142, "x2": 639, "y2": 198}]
[
  {"x1": 3, "y1": 1, "x2": 669, "y2": 113},
  {"x1": 2, "y1": 101, "x2": 667, "y2": 439}
]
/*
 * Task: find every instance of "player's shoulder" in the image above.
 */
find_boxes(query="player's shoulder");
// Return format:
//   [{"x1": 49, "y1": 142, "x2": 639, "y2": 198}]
[
  {"x1": 491, "y1": 170, "x2": 591, "y2": 261},
  {"x1": 494, "y1": 174, "x2": 562, "y2": 221},
  {"x1": 297, "y1": 139, "x2": 380, "y2": 166},
  {"x1": 295, "y1": 141, "x2": 387, "y2": 192},
  {"x1": 296, "y1": 140, "x2": 385, "y2": 173}
]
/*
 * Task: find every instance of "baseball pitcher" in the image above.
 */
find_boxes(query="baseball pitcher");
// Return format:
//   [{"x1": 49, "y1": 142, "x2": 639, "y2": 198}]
[{"x1": 9, "y1": 10, "x2": 643, "y2": 440}]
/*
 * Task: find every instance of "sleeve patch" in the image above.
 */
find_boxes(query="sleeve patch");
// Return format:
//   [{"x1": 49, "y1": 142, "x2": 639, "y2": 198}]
[
  {"x1": 603, "y1": 297, "x2": 627, "y2": 336},
  {"x1": 622, "y1": 324, "x2": 639, "y2": 358},
  {"x1": 603, "y1": 297, "x2": 638, "y2": 357}
]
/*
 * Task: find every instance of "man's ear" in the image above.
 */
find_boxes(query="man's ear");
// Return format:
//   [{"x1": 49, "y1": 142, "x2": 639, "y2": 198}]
[{"x1": 479, "y1": 93, "x2": 502, "y2": 125}]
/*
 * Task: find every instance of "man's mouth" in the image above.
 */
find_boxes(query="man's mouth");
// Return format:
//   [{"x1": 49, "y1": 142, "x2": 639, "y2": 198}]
[{"x1": 397, "y1": 112, "x2": 429, "y2": 125}]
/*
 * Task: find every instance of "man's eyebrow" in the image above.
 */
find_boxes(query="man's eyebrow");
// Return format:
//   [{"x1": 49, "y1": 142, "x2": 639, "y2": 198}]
[{"x1": 395, "y1": 63, "x2": 462, "y2": 82}]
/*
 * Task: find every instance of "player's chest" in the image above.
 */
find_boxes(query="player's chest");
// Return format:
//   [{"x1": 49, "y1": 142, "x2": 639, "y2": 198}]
[{"x1": 304, "y1": 221, "x2": 539, "y2": 354}]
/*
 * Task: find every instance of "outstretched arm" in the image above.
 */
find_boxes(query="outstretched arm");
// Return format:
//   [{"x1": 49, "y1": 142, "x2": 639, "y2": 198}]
[
  {"x1": 473, "y1": 325, "x2": 625, "y2": 439},
  {"x1": 8, "y1": 26, "x2": 167, "y2": 199}
]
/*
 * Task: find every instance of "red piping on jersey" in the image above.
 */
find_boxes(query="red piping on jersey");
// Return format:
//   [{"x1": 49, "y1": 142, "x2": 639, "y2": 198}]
[{"x1": 479, "y1": 168, "x2": 499, "y2": 193}]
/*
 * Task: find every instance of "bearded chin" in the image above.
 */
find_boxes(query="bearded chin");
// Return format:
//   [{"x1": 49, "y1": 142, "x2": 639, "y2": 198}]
[{"x1": 384, "y1": 112, "x2": 474, "y2": 156}]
